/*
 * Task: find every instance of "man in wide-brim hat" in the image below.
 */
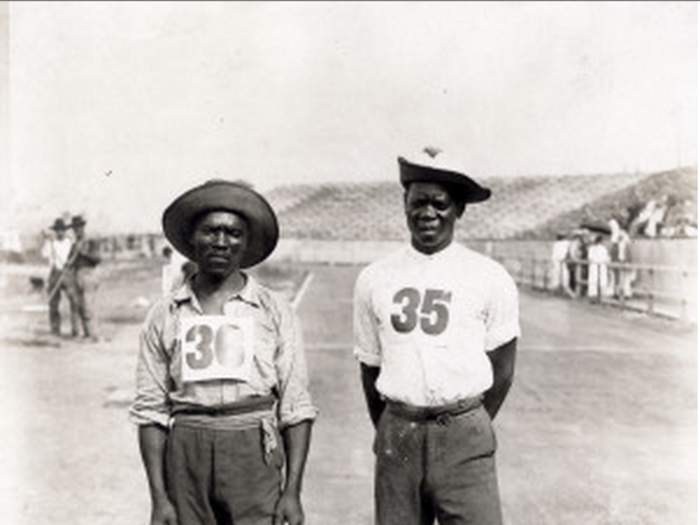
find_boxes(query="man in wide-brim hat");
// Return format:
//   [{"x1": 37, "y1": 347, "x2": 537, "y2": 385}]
[
  {"x1": 68, "y1": 214, "x2": 102, "y2": 340},
  {"x1": 162, "y1": 179, "x2": 280, "y2": 269},
  {"x1": 41, "y1": 217, "x2": 78, "y2": 336},
  {"x1": 353, "y1": 148, "x2": 520, "y2": 525},
  {"x1": 131, "y1": 179, "x2": 317, "y2": 525}
]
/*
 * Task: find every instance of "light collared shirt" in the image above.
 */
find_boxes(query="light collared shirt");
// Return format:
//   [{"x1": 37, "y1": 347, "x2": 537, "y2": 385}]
[
  {"x1": 353, "y1": 242, "x2": 520, "y2": 407},
  {"x1": 41, "y1": 237, "x2": 73, "y2": 270},
  {"x1": 130, "y1": 274, "x2": 318, "y2": 429}
]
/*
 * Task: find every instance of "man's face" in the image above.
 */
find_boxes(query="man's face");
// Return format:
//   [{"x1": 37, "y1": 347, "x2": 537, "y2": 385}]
[
  {"x1": 404, "y1": 182, "x2": 461, "y2": 254},
  {"x1": 55, "y1": 228, "x2": 66, "y2": 240},
  {"x1": 190, "y1": 210, "x2": 248, "y2": 279}
]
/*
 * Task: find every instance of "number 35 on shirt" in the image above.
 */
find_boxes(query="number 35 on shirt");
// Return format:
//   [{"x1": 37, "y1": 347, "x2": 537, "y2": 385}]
[
  {"x1": 391, "y1": 287, "x2": 452, "y2": 335},
  {"x1": 179, "y1": 316, "x2": 254, "y2": 383}
]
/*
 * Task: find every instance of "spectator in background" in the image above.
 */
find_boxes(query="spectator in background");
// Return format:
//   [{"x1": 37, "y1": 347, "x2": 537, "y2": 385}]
[
  {"x1": 628, "y1": 200, "x2": 655, "y2": 237},
  {"x1": 69, "y1": 215, "x2": 102, "y2": 341},
  {"x1": 628, "y1": 198, "x2": 670, "y2": 238},
  {"x1": 565, "y1": 230, "x2": 587, "y2": 297},
  {"x1": 644, "y1": 196, "x2": 669, "y2": 238},
  {"x1": 609, "y1": 218, "x2": 635, "y2": 300},
  {"x1": 550, "y1": 232, "x2": 571, "y2": 295},
  {"x1": 161, "y1": 244, "x2": 197, "y2": 295},
  {"x1": 41, "y1": 218, "x2": 78, "y2": 337},
  {"x1": 660, "y1": 197, "x2": 697, "y2": 238},
  {"x1": 586, "y1": 234, "x2": 611, "y2": 299}
]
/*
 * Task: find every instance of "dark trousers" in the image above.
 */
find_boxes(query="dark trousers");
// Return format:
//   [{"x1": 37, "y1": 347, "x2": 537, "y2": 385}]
[
  {"x1": 374, "y1": 403, "x2": 502, "y2": 525},
  {"x1": 167, "y1": 423, "x2": 284, "y2": 525},
  {"x1": 73, "y1": 268, "x2": 98, "y2": 337},
  {"x1": 47, "y1": 267, "x2": 78, "y2": 336}
]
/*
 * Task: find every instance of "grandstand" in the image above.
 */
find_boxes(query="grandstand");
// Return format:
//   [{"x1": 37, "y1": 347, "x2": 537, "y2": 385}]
[
  {"x1": 17, "y1": 167, "x2": 693, "y2": 268},
  {"x1": 266, "y1": 167, "x2": 697, "y2": 242}
]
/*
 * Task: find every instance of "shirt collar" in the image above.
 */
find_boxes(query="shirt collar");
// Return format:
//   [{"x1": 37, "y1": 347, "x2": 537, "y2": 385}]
[
  {"x1": 172, "y1": 272, "x2": 262, "y2": 310},
  {"x1": 406, "y1": 241, "x2": 456, "y2": 262}
]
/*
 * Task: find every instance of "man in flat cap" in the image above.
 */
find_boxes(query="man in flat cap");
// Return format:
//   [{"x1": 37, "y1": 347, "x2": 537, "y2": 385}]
[
  {"x1": 353, "y1": 148, "x2": 520, "y2": 525},
  {"x1": 41, "y1": 217, "x2": 78, "y2": 337},
  {"x1": 130, "y1": 180, "x2": 317, "y2": 525}
]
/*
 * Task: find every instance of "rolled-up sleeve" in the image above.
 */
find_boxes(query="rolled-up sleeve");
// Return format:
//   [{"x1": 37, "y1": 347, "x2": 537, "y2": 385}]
[
  {"x1": 273, "y1": 297, "x2": 318, "y2": 429},
  {"x1": 129, "y1": 303, "x2": 171, "y2": 428},
  {"x1": 353, "y1": 267, "x2": 382, "y2": 367}
]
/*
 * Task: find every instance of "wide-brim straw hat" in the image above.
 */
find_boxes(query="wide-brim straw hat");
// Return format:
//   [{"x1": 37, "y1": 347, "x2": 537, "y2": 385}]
[
  {"x1": 51, "y1": 218, "x2": 68, "y2": 231},
  {"x1": 398, "y1": 147, "x2": 491, "y2": 204},
  {"x1": 71, "y1": 215, "x2": 87, "y2": 228},
  {"x1": 162, "y1": 179, "x2": 279, "y2": 269}
]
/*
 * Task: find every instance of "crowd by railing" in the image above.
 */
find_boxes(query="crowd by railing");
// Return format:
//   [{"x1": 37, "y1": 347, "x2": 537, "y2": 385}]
[{"x1": 498, "y1": 255, "x2": 697, "y2": 323}]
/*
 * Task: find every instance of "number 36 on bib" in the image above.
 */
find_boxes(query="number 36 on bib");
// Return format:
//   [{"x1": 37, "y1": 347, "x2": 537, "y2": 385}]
[{"x1": 179, "y1": 316, "x2": 254, "y2": 383}]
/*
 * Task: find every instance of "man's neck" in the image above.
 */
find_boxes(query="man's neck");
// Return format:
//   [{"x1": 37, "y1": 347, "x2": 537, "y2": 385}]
[
  {"x1": 411, "y1": 238, "x2": 453, "y2": 256},
  {"x1": 193, "y1": 270, "x2": 247, "y2": 299}
]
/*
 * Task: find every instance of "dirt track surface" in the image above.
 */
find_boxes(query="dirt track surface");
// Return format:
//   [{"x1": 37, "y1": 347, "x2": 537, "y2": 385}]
[{"x1": 0, "y1": 260, "x2": 696, "y2": 525}]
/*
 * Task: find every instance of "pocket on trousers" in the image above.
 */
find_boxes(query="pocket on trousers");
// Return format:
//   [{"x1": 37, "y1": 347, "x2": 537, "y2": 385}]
[{"x1": 452, "y1": 406, "x2": 497, "y2": 460}]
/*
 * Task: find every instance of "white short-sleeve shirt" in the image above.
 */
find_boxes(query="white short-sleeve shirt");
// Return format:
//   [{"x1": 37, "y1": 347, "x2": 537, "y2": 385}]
[{"x1": 353, "y1": 242, "x2": 520, "y2": 407}]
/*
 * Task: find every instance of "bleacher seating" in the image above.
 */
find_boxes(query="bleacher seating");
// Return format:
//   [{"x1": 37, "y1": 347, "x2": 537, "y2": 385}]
[{"x1": 266, "y1": 167, "x2": 697, "y2": 241}]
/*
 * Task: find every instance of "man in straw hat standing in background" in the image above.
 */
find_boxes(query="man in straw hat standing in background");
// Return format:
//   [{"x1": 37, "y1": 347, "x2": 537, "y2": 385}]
[
  {"x1": 353, "y1": 148, "x2": 520, "y2": 525},
  {"x1": 130, "y1": 180, "x2": 317, "y2": 525},
  {"x1": 69, "y1": 214, "x2": 102, "y2": 341},
  {"x1": 41, "y1": 217, "x2": 78, "y2": 337}
]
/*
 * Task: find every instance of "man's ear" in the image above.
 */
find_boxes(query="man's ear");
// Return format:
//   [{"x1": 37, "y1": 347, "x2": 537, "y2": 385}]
[{"x1": 455, "y1": 200, "x2": 467, "y2": 218}]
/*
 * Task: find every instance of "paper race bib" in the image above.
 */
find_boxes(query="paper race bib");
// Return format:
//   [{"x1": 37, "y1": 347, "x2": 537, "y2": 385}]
[{"x1": 179, "y1": 316, "x2": 254, "y2": 383}]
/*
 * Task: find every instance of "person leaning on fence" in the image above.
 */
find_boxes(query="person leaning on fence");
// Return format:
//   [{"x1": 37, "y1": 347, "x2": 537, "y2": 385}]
[
  {"x1": 41, "y1": 217, "x2": 78, "y2": 337},
  {"x1": 69, "y1": 215, "x2": 102, "y2": 341},
  {"x1": 609, "y1": 218, "x2": 635, "y2": 300},
  {"x1": 565, "y1": 230, "x2": 588, "y2": 297},
  {"x1": 586, "y1": 234, "x2": 611, "y2": 299},
  {"x1": 353, "y1": 148, "x2": 521, "y2": 525},
  {"x1": 130, "y1": 179, "x2": 317, "y2": 525},
  {"x1": 550, "y1": 232, "x2": 571, "y2": 294}
]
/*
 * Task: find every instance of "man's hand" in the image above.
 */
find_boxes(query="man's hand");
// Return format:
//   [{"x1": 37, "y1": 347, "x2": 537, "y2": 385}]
[
  {"x1": 150, "y1": 496, "x2": 178, "y2": 525},
  {"x1": 276, "y1": 421, "x2": 312, "y2": 525},
  {"x1": 273, "y1": 490, "x2": 304, "y2": 525}
]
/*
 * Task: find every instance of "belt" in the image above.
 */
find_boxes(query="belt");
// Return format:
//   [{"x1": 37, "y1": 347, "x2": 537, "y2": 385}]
[
  {"x1": 170, "y1": 395, "x2": 279, "y2": 465},
  {"x1": 386, "y1": 396, "x2": 482, "y2": 425},
  {"x1": 171, "y1": 394, "x2": 276, "y2": 418}
]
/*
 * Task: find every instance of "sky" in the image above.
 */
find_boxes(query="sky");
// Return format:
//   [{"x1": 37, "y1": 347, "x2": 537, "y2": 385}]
[{"x1": 1, "y1": 1, "x2": 697, "y2": 235}]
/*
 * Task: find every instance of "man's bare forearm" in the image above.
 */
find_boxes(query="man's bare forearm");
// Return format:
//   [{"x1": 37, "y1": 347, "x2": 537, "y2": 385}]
[
  {"x1": 483, "y1": 338, "x2": 517, "y2": 419},
  {"x1": 360, "y1": 364, "x2": 385, "y2": 428},
  {"x1": 138, "y1": 424, "x2": 170, "y2": 504},
  {"x1": 281, "y1": 420, "x2": 313, "y2": 494}
]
